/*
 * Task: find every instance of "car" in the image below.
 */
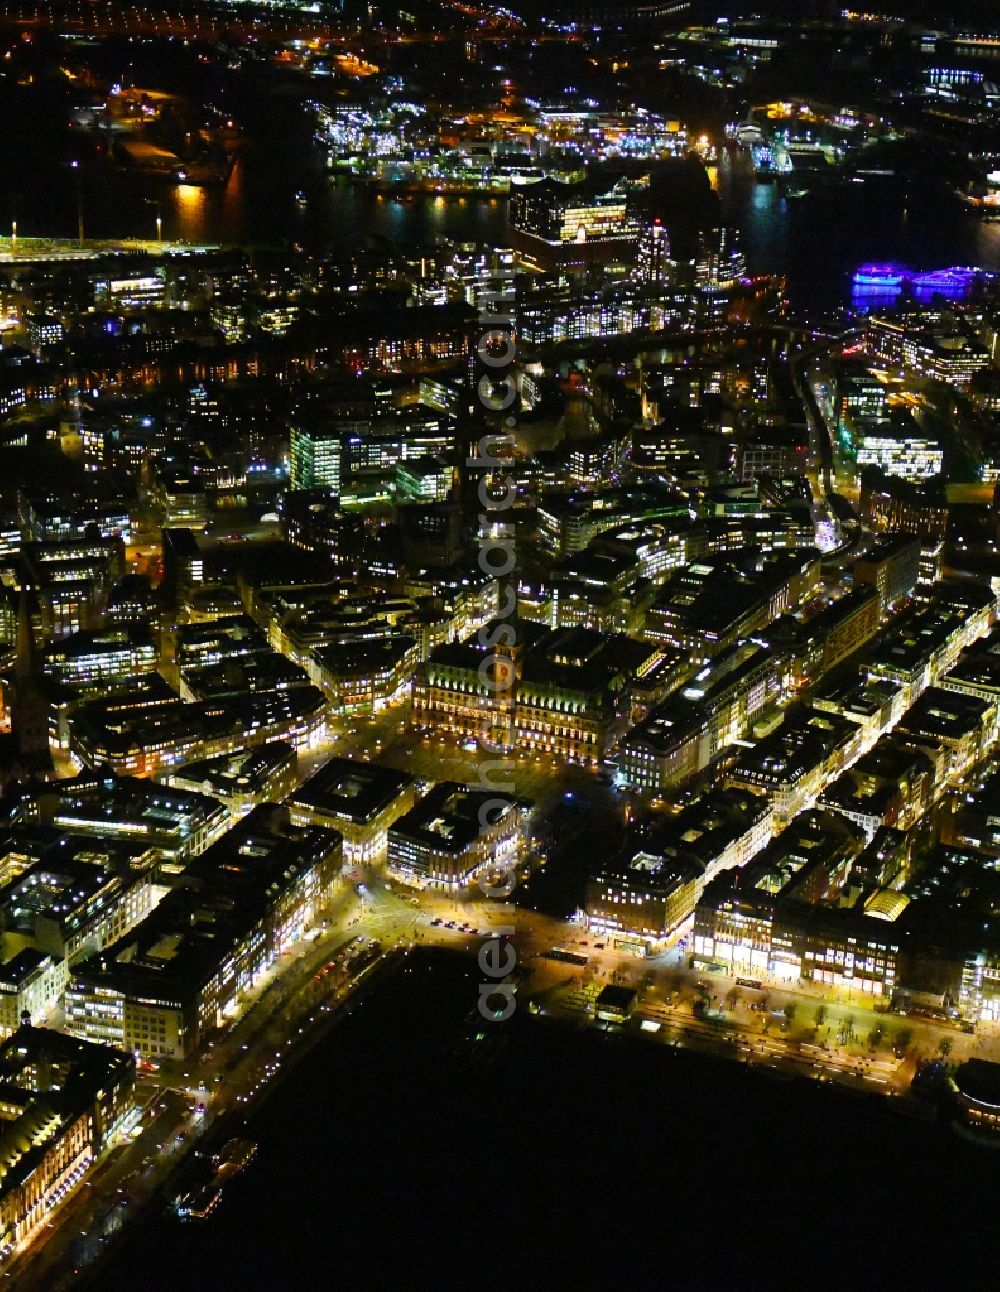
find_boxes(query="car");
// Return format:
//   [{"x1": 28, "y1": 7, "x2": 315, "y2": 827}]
[
  {"x1": 430, "y1": 917, "x2": 442, "y2": 926},
  {"x1": 594, "y1": 942, "x2": 605, "y2": 949},
  {"x1": 579, "y1": 940, "x2": 589, "y2": 946}
]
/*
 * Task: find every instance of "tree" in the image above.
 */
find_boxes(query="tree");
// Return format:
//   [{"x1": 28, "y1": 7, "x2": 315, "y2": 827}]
[
  {"x1": 815, "y1": 1004, "x2": 827, "y2": 1027},
  {"x1": 724, "y1": 987, "x2": 739, "y2": 1012},
  {"x1": 938, "y1": 1038, "x2": 952, "y2": 1059},
  {"x1": 783, "y1": 1003, "x2": 797, "y2": 1026}
]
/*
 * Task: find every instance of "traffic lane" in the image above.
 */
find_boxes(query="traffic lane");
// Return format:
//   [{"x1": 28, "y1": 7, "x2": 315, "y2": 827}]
[
  {"x1": 8, "y1": 1090, "x2": 189, "y2": 1289},
  {"x1": 14, "y1": 895, "x2": 434, "y2": 1281},
  {"x1": 535, "y1": 978, "x2": 904, "y2": 1091},
  {"x1": 519, "y1": 932, "x2": 980, "y2": 1068}
]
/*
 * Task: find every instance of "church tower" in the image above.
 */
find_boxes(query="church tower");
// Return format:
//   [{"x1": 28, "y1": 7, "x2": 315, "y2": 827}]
[{"x1": 9, "y1": 591, "x2": 52, "y2": 774}]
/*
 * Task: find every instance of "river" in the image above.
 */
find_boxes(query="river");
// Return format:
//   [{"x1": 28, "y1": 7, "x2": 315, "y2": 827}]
[{"x1": 4, "y1": 83, "x2": 998, "y2": 310}]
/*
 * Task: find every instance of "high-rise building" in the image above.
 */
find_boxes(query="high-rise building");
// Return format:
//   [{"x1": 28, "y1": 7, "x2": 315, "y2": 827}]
[
  {"x1": 637, "y1": 219, "x2": 671, "y2": 286},
  {"x1": 7, "y1": 591, "x2": 53, "y2": 777},
  {"x1": 290, "y1": 420, "x2": 342, "y2": 493},
  {"x1": 695, "y1": 225, "x2": 745, "y2": 290},
  {"x1": 509, "y1": 177, "x2": 643, "y2": 270}
]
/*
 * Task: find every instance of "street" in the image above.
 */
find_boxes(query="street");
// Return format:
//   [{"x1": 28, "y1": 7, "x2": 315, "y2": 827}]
[{"x1": 10, "y1": 845, "x2": 997, "y2": 1289}]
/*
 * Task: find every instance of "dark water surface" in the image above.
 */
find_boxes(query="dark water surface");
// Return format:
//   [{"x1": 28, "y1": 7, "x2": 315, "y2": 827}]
[
  {"x1": 2, "y1": 76, "x2": 997, "y2": 309},
  {"x1": 98, "y1": 948, "x2": 1000, "y2": 1292},
  {"x1": 8, "y1": 59, "x2": 1000, "y2": 1291}
]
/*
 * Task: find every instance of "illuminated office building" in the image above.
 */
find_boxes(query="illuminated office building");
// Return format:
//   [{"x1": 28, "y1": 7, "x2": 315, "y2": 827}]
[
  {"x1": 65, "y1": 807, "x2": 342, "y2": 1060},
  {"x1": 636, "y1": 219, "x2": 670, "y2": 285},
  {"x1": 693, "y1": 810, "x2": 903, "y2": 995},
  {"x1": 290, "y1": 420, "x2": 342, "y2": 493},
  {"x1": 387, "y1": 782, "x2": 529, "y2": 891},
  {"x1": 586, "y1": 788, "x2": 772, "y2": 954},
  {"x1": 618, "y1": 642, "x2": 783, "y2": 791},
  {"x1": 0, "y1": 1025, "x2": 134, "y2": 1262},
  {"x1": 43, "y1": 628, "x2": 157, "y2": 694},
  {"x1": 289, "y1": 758, "x2": 415, "y2": 864}
]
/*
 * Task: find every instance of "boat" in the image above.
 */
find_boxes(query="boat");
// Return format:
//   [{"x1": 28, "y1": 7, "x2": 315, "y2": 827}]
[
  {"x1": 852, "y1": 262, "x2": 990, "y2": 303},
  {"x1": 852, "y1": 264, "x2": 904, "y2": 291},
  {"x1": 911, "y1": 267, "x2": 979, "y2": 294},
  {"x1": 295, "y1": 190, "x2": 307, "y2": 204},
  {"x1": 213, "y1": 1138, "x2": 257, "y2": 1180},
  {"x1": 177, "y1": 1185, "x2": 222, "y2": 1221},
  {"x1": 171, "y1": 156, "x2": 235, "y2": 187},
  {"x1": 955, "y1": 177, "x2": 1000, "y2": 221},
  {"x1": 750, "y1": 142, "x2": 778, "y2": 180}
]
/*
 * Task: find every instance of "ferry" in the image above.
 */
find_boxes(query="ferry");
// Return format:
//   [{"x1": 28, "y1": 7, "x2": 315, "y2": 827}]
[
  {"x1": 955, "y1": 176, "x2": 1000, "y2": 221},
  {"x1": 852, "y1": 264, "x2": 904, "y2": 291},
  {"x1": 170, "y1": 157, "x2": 235, "y2": 187},
  {"x1": 911, "y1": 266, "x2": 980, "y2": 294},
  {"x1": 213, "y1": 1138, "x2": 257, "y2": 1180},
  {"x1": 187, "y1": 1186, "x2": 222, "y2": 1220},
  {"x1": 174, "y1": 1185, "x2": 223, "y2": 1221}
]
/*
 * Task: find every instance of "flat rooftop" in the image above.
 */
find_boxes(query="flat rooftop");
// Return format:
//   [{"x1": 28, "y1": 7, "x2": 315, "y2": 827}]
[
  {"x1": 390, "y1": 782, "x2": 526, "y2": 855},
  {"x1": 169, "y1": 743, "x2": 297, "y2": 798},
  {"x1": 728, "y1": 709, "x2": 858, "y2": 788},
  {"x1": 291, "y1": 758, "x2": 413, "y2": 824},
  {"x1": 895, "y1": 686, "x2": 991, "y2": 743}
]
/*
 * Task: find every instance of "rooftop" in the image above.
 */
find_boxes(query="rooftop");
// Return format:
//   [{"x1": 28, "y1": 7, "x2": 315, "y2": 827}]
[
  {"x1": 168, "y1": 743, "x2": 297, "y2": 799},
  {"x1": 895, "y1": 687, "x2": 992, "y2": 743},
  {"x1": 390, "y1": 782, "x2": 526, "y2": 855},
  {"x1": 0, "y1": 1025, "x2": 134, "y2": 1198},
  {"x1": 291, "y1": 758, "x2": 413, "y2": 824}
]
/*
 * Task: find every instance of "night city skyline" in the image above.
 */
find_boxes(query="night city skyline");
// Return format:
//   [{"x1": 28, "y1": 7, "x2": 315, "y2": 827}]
[{"x1": 0, "y1": 1, "x2": 996, "y2": 1288}]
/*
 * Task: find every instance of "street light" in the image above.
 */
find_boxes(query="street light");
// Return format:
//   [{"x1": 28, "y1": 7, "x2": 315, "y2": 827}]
[
  {"x1": 145, "y1": 199, "x2": 162, "y2": 244},
  {"x1": 69, "y1": 160, "x2": 84, "y2": 247}
]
